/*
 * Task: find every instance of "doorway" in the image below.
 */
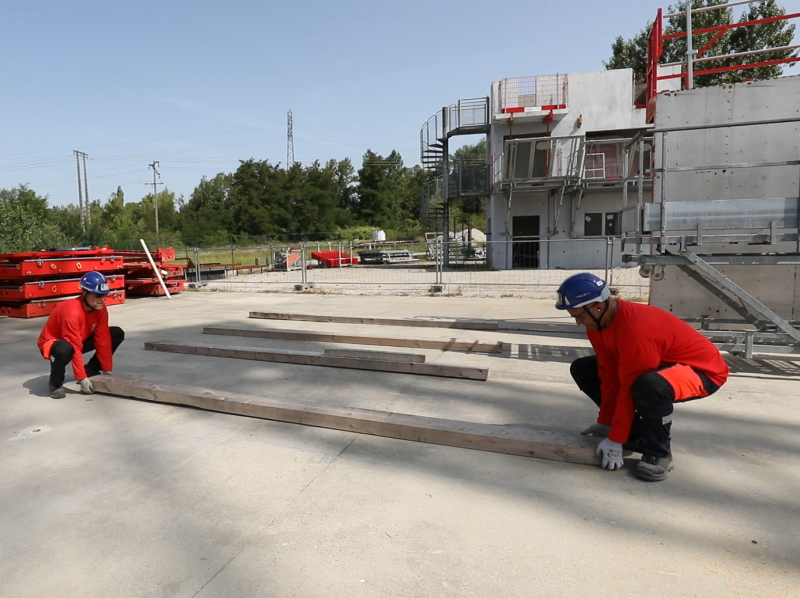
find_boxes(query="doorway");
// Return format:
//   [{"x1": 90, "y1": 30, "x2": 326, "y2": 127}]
[{"x1": 512, "y1": 215, "x2": 540, "y2": 268}]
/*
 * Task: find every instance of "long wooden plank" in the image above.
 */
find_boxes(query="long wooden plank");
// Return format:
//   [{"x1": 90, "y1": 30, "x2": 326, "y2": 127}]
[
  {"x1": 145, "y1": 340, "x2": 488, "y2": 381},
  {"x1": 248, "y1": 311, "x2": 499, "y2": 331},
  {"x1": 204, "y1": 326, "x2": 503, "y2": 354},
  {"x1": 323, "y1": 348, "x2": 426, "y2": 363},
  {"x1": 92, "y1": 376, "x2": 600, "y2": 465}
]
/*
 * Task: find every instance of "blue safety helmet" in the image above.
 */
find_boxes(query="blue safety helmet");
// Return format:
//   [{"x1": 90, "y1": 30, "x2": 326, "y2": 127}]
[
  {"x1": 555, "y1": 273, "x2": 610, "y2": 310},
  {"x1": 79, "y1": 271, "x2": 111, "y2": 295}
]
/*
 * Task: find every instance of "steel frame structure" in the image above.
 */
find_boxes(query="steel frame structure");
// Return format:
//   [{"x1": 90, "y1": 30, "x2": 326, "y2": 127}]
[
  {"x1": 622, "y1": 114, "x2": 800, "y2": 357},
  {"x1": 645, "y1": 3, "x2": 800, "y2": 122}
]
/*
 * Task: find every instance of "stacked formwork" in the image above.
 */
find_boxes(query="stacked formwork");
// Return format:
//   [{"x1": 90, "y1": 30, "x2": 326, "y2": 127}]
[
  {"x1": 116, "y1": 247, "x2": 187, "y2": 296},
  {"x1": 0, "y1": 247, "x2": 126, "y2": 318}
]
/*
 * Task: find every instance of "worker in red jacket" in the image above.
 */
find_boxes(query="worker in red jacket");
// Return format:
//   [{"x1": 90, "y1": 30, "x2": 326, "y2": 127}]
[
  {"x1": 37, "y1": 271, "x2": 125, "y2": 399},
  {"x1": 555, "y1": 273, "x2": 728, "y2": 481}
]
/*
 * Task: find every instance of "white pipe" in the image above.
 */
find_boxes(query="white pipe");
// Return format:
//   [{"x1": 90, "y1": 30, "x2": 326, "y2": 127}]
[
  {"x1": 139, "y1": 238, "x2": 172, "y2": 299},
  {"x1": 665, "y1": 0, "x2": 758, "y2": 19}
]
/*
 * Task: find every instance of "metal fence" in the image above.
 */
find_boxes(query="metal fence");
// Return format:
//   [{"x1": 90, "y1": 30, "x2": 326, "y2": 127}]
[
  {"x1": 498, "y1": 74, "x2": 569, "y2": 112},
  {"x1": 193, "y1": 238, "x2": 649, "y2": 300}
]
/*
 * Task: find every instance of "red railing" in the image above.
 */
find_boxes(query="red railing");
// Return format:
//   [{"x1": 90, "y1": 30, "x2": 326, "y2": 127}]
[{"x1": 645, "y1": 4, "x2": 800, "y2": 122}]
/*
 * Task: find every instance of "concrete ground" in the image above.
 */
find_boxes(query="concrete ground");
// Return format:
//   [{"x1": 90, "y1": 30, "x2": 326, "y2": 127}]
[{"x1": 1, "y1": 291, "x2": 798, "y2": 598}]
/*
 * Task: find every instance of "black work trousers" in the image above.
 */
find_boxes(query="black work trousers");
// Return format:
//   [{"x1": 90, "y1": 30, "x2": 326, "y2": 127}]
[
  {"x1": 48, "y1": 326, "x2": 125, "y2": 389},
  {"x1": 569, "y1": 355, "x2": 719, "y2": 458}
]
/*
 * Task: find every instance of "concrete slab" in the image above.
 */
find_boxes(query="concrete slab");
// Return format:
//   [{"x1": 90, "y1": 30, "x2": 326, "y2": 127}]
[{"x1": 1, "y1": 291, "x2": 799, "y2": 597}]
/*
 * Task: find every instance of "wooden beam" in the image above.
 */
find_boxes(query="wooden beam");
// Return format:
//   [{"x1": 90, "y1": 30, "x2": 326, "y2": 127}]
[
  {"x1": 91, "y1": 376, "x2": 600, "y2": 465},
  {"x1": 204, "y1": 326, "x2": 503, "y2": 354},
  {"x1": 323, "y1": 348, "x2": 426, "y2": 363},
  {"x1": 248, "y1": 311, "x2": 499, "y2": 331},
  {"x1": 145, "y1": 340, "x2": 489, "y2": 381}
]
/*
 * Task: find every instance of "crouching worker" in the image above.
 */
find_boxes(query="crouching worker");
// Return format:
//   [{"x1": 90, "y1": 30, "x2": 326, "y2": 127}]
[
  {"x1": 37, "y1": 271, "x2": 125, "y2": 399},
  {"x1": 555, "y1": 273, "x2": 728, "y2": 481}
]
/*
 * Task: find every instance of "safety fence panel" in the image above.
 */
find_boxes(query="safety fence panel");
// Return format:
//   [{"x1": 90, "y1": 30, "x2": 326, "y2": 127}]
[
  {"x1": 198, "y1": 239, "x2": 649, "y2": 300},
  {"x1": 499, "y1": 74, "x2": 568, "y2": 113}
]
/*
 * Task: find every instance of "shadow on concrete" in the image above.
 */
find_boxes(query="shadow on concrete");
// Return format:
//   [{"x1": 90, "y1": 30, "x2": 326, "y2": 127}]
[{"x1": 3, "y1": 297, "x2": 799, "y2": 594}]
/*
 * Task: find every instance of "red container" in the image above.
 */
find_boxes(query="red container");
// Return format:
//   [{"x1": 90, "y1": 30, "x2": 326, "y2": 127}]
[{"x1": 310, "y1": 251, "x2": 359, "y2": 267}]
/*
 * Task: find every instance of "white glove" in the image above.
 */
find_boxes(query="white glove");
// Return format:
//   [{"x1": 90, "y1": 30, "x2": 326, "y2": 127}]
[
  {"x1": 581, "y1": 423, "x2": 611, "y2": 437},
  {"x1": 596, "y1": 437, "x2": 624, "y2": 470},
  {"x1": 79, "y1": 378, "x2": 95, "y2": 394}
]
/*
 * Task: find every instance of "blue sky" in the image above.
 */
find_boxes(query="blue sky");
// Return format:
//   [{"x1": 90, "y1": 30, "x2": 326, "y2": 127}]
[{"x1": 2, "y1": 0, "x2": 799, "y2": 207}]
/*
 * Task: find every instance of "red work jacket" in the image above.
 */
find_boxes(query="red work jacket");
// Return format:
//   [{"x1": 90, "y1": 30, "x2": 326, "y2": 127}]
[
  {"x1": 37, "y1": 297, "x2": 113, "y2": 380},
  {"x1": 586, "y1": 301, "x2": 729, "y2": 444}
]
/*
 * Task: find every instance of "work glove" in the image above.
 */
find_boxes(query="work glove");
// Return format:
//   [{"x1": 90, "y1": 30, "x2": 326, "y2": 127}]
[
  {"x1": 596, "y1": 437, "x2": 624, "y2": 470},
  {"x1": 581, "y1": 423, "x2": 611, "y2": 437},
  {"x1": 79, "y1": 378, "x2": 95, "y2": 395}
]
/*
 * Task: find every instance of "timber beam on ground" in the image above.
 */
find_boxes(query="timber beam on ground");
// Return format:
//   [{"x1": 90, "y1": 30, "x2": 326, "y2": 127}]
[
  {"x1": 246, "y1": 311, "x2": 584, "y2": 337},
  {"x1": 322, "y1": 348, "x2": 426, "y2": 362},
  {"x1": 91, "y1": 375, "x2": 600, "y2": 465},
  {"x1": 145, "y1": 340, "x2": 489, "y2": 381},
  {"x1": 248, "y1": 311, "x2": 499, "y2": 330},
  {"x1": 203, "y1": 326, "x2": 504, "y2": 354}
]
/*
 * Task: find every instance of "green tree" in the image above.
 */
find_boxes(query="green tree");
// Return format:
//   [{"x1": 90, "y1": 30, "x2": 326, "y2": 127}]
[
  {"x1": 228, "y1": 159, "x2": 288, "y2": 237},
  {"x1": 0, "y1": 185, "x2": 68, "y2": 252},
  {"x1": 355, "y1": 150, "x2": 407, "y2": 227},
  {"x1": 604, "y1": 0, "x2": 797, "y2": 86},
  {"x1": 182, "y1": 174, "x2": 234, "y2": 245}
]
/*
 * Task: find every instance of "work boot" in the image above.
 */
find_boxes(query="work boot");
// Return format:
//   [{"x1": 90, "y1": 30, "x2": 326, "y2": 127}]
[
  {"x1": 49, "y1": 385, "x2": 66, "y2": 400},
  {"x1": 635, "y1": 454, "x2": 674, "y2": 482}
]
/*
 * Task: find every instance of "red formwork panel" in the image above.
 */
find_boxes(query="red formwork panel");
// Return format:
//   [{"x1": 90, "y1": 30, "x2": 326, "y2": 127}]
[
  {"x1": 0, "y1": 246, "x2": 117, "y2": 262},
  {"x1": 115, "y1": 247, "x2": 176, "y2": 262},
  {"x1": 311, "y1": 251, "x2": 359, "y2": 267},
  {"x1": 0, "y1": 291, "x2": 126, "y2": 318},
  {"x1": 0, "y1": 255, "x2": 125, "y2": 280},
  {"x1": 125, "y1": 263, "x2": 186, "y2": 280},
  {"x1": 125, "y1": 278, "x2": 186, "y2": 296},
  {"x1": 0, "y1": 274, "x2": 125, "y2": 301}
]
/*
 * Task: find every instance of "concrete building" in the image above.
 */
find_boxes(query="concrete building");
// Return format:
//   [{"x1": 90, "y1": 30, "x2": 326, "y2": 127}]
[{"x1": 420, "y1": 67, "x2": 680, "y2": 270}]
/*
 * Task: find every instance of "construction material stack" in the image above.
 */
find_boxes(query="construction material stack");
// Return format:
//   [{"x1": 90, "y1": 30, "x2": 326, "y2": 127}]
[
  {"x1": 0, "y1": 247, "x2": 126, "y2": 318},
  {"x1": 117, "y1": 247, "x2": 187, "y2": 296}
]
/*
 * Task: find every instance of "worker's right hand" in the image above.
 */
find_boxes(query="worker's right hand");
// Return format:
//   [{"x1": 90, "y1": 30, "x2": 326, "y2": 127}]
[
  {"x1": 580, "y1": 423, "x2": 611, "y2": 437},
  {"x1": 596, "y1": 438, "x2": 624, "y2": 470},
  {"x1": 79, "y1": 378, "x2": 95, "y2": 394}
]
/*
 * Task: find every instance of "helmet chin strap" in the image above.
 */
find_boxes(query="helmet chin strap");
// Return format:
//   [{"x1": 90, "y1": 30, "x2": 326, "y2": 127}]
[{"x1": 583, "y1": 300, "x2": 610, "y2": 330}]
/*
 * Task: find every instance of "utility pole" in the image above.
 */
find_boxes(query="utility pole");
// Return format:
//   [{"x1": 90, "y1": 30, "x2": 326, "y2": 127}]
[
  {"x1": 74, "y1": 151, "x2": 85, "y2": 232},
  {"x1": 74, "y1": 150, "x2": 90, "y2": 231},
  {"x1": 148, "y1": 161, "x2": 163, "y2": 243},
  {"x1": 82, "y1": 152, "x2": 91, "y2": 226}
]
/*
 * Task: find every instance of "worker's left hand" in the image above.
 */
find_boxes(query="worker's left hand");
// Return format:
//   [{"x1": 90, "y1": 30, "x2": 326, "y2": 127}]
[
  {"x1": 79, "y1": 378, "x2": 95, "y2": 394},
  {"x1": 101, "y1": 371, "x2": 112, "y2": 375},
  {"x1": 596, "y1": 438, "x2": 624, "y2": 470}
]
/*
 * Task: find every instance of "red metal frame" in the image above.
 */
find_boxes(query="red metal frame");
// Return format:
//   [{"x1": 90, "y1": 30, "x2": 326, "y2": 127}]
[
  {"x1": 125, "y1": 278, "x2": 186, "y2": 296},
  {"x1": 645, "y1": 6, "x2": 800, "y2": 122},
  {"x1": 0, "y1": 274, "x2": 125, "y2": 301},
  {"x1": 0, "y1": 256, "x2": 125, "y2": 280},
  {"x1": 662, "y1": 12, "x2": 800, "y2": 41},
  {"x1": 0, "y1": 291, "x2": 126, "y2": 319}
]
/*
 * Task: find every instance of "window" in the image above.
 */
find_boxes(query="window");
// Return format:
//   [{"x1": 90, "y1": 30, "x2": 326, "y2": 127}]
[{"x1": 584, "y1": 212, "x2": 619, "y2": 236}]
